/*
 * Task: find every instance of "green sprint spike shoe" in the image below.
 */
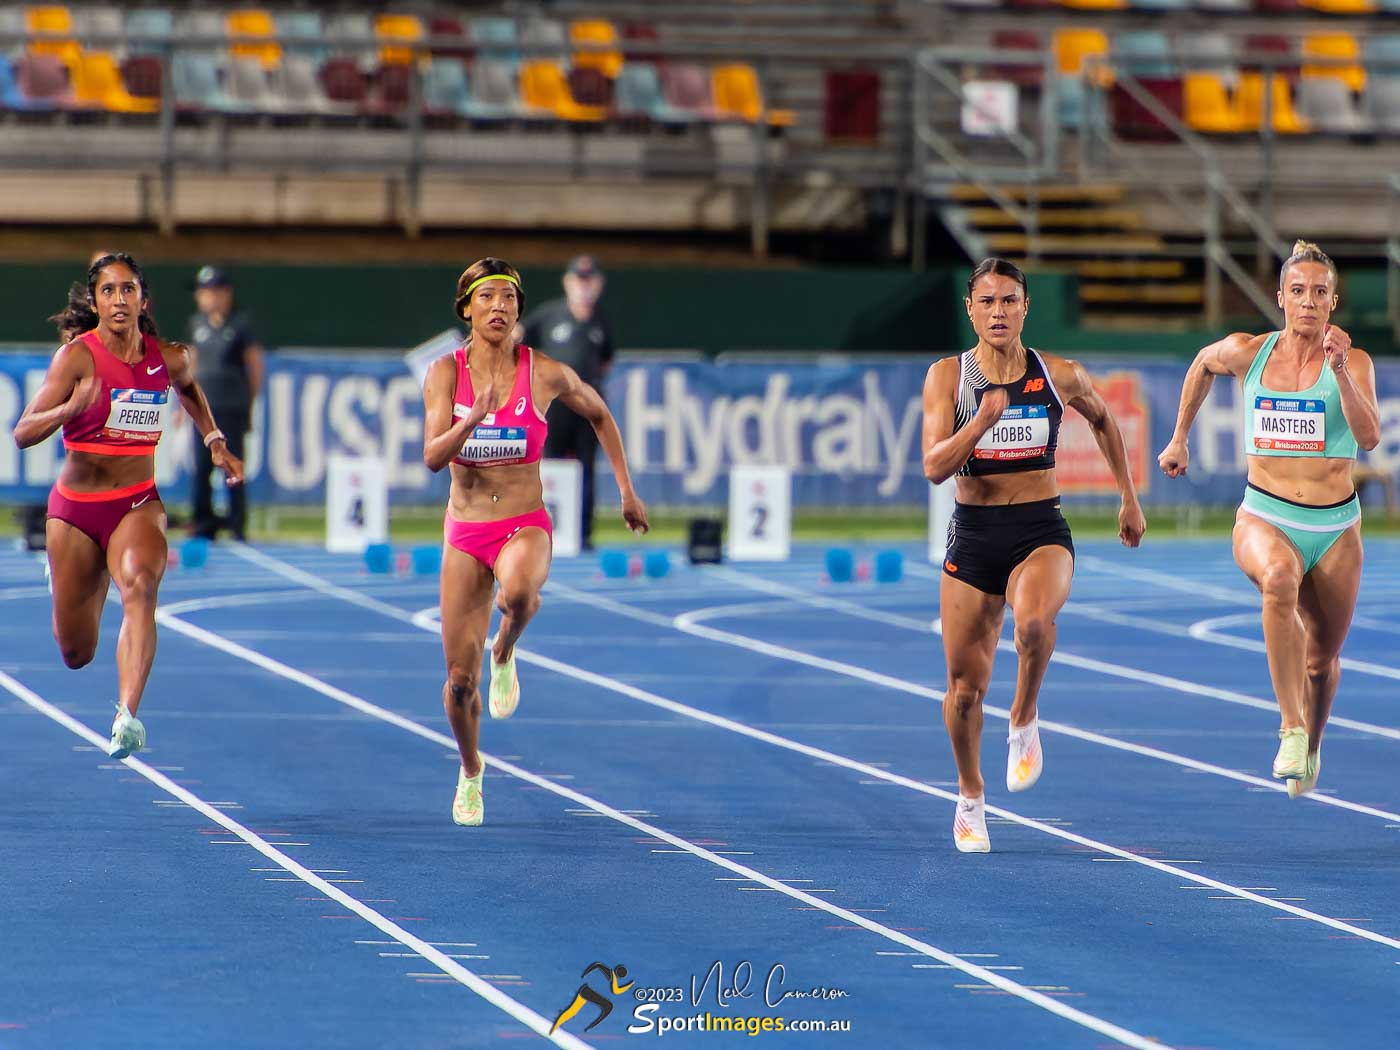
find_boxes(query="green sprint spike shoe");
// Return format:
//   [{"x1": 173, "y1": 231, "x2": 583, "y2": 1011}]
[
  {"x1": 452, "y1": 762, "x2": 484, "y2": 826},
  {"x1": 1287, "y1": 748, "x2": 1322, "y2": 799},
  {"x1": 108, "y1": 704, "x2": 146, "y2": 760},
  {"x1": 488, "y1": 640, "x2": 519, "y2": 720},
  {"x1": 1272, "y1": 727, "x2": 1308, "y2": 781}
]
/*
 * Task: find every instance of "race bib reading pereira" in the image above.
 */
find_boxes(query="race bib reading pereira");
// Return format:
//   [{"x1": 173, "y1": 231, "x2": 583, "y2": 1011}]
[
  {"x1": 973, "y1": 404, "x2": 1049, "y2": 461},
  {"x1": 457, "y1": 426, "x2": 528, "y2": 465},
  {"x1": 104, "y1": 388, "x2": 168, "y2": 442},
  {"x1": 1252, "y1": 396, "x2": 1325, "y2": 453}
]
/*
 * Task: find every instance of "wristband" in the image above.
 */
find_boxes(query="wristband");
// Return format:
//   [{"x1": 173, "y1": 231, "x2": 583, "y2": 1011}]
[{"x1": 203, "y1": 428, "x2": 226, "y2": 448}]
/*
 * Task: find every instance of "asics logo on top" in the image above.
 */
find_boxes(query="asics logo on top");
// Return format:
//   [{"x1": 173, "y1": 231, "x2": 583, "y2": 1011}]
[
  {"x1": 515, "y1": 396, "x2": 527, "y2": 415},
  {"x1": 1023, "y1": 378, "x2": 1045, "y2": 393},
  {"x1": 944, "y1": 560, "x2": 958, "y2": 573},
  {"x1": 146, "y1": 364, "x2": 164, "y2": 375}
]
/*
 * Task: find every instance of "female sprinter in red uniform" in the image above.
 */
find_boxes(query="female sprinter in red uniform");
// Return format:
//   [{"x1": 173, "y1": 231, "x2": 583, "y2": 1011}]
[
  {"x1": 923, "y1": 258, "x2": 1146, "y2": 853},
  {"x1": 13, "y1": 253, "x2": 244, "y2": 758},
  {"x1": 423, "y1": 258, "x2": 648, "y2": 826}
]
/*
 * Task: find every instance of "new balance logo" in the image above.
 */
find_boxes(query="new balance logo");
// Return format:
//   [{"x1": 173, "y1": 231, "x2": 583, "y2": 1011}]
[{"x1": 1022, "y1": 378, "x2": 1045, "y2": 393}]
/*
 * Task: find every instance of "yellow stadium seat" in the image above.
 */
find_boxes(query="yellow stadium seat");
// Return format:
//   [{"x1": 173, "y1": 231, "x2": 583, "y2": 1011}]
[
  {"x1": 374, "y1": 13, "x2": 423, "y2": 66},
  {"x1": 711, "y1": 63, "x2": 796, "y2": 126},
  {"x1": 1235, "y1": 73, "x2": 1310, "y2": 133},
  {"x1": 1302, "y1": 33, "x2": 1365, "y2": 92},
  {"x1": 1057, "y1": 0, "x2": 1128, "y2": 9},
  {"x1": 570, "y1": 19, "x2": 623, "y2": 79},
  {"x1": 25, "y1": 5, "x2": 79, "y2": 68},
  {"x1": 1300, "y1": 0, "x2": 1376, "y2": 11},
  {"x1": 1053, "y1": 28, "x2": 1112, "y2": 86},
  {"x1": 1183, "y1": 73, "x2": 1246, "y2": 133},
  {"x1": 519, "y1": 60, "x2": 607, "y2": 121},
  {"x1": 72, "y1": 50, "x2": 159, "y2": 113},
  {"x1": 227, "y1": 10, "x2": 281, "y2": 69}
]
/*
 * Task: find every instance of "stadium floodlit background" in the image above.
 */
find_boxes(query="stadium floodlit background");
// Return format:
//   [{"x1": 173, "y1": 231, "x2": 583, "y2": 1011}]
[{"x1": 2, "y1": 2, "x2": 1399, "y2": 1048}]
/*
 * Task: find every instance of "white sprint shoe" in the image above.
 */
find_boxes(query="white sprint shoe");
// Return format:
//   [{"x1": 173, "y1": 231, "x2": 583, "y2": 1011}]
[
  {"x1": 108, "y1": 704, "x2": 145, "y2": 760},
  {"x1": 488, "y1": 639, "x2": 519, "y2": 720},
  {"x1": 953, "y1": 795, "x2": 991, "y2": 853},
  {"x1": 1006, "y1": 719, "x2": 1043, "y2": 793}
]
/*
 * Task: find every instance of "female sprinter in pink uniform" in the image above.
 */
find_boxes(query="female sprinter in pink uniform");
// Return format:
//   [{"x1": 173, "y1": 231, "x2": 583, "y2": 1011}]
[
  {"x1": 423, "y1": 258, "x2": 648, "y2": 826},
  {"x1": 14, "y1": 253, "x2": 244, "y2": 758}
]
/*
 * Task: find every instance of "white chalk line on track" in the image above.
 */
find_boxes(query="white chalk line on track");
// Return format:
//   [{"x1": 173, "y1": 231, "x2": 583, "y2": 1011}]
[
  {"x1": 535, "y1": 576, "x2": 1400, "y2": 827},
  {"x1": 0, "y1": 667, "x2": 588, "y2": 1049},
  {"x1": 214, "y1": 545, "x2": 1400, "y2": 954},
  {"x1": 142, "y1": 578, "x2": 1168, "y2": 1049},
  {"x1": 712, "y1": 567, "x2": 1400, "y2": 742}
]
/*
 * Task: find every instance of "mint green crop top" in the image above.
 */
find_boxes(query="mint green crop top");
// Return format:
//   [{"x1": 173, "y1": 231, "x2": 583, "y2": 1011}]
[{"x1": 1240, "y1": 331, "x2": 1358, "y2": 460}]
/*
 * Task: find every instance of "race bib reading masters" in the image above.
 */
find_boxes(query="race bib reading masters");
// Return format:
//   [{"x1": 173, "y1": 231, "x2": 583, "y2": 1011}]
[
  {"x1": 1252, "y1": 396, "x2": 1325, "y2": 453},
  {"x1": 104, "y1": 388, "x2": 168, "y2": 443},
  {"x1": 973, "y1": 404, "x2": 1049, "y2": 461},
  {"x1": 457, "y1": 425, "x2": 528, "y2": 465}
]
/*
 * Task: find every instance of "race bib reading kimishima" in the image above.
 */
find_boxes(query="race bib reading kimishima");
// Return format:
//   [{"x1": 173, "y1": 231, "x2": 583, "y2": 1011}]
[
  {"x1": 1252, "y1": 396, "x2": 1325, "y2": 453},
  {"x1": 103, "y1": 388, "x2": 169, "y2": 443},
  {"x1": 456, "y1": 426, "x2": 528, "y2": 465},
  {"x1": 973, "y1": 404, "x2": 1049, "y2": 461}
]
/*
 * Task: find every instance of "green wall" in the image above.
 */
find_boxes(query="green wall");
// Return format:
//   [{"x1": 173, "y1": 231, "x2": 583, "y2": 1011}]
[
  {"x1": 0, "y1": 262, "x2": 961, "y2": 356},
  {"x1": 3, "y1": 260, "x2": 1389, "y2": 357}
]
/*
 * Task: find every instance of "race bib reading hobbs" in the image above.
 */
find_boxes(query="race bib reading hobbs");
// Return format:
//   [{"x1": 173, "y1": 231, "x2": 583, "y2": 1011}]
[{"x1": 974, "y1": 404, "x2": 1049, "y2": 461}]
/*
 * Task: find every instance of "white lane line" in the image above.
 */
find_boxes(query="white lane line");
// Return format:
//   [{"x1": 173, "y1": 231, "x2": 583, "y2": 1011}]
[
  {"x1": 1188, "y1": 614, "x2": 1400, "y2": 683},
  {"x1": 1069, "y1": 556, "x2": 1400, "y2": 678},
  {"x1": 155, "y1": 589, "x2": 1172, "y2": 1050},
  {"x1": 0, "y1": 668, "x2": 588, "y2": 1049},
  {"x1": 202, "y1": 551, "x2": 1400, "y2": 955},
  {"x1": 704, "y1": 567, "x2": 1400, "y2": 742},
  {"x1": 540, "y1": 585, "x2": 1400, "y2": 828}
]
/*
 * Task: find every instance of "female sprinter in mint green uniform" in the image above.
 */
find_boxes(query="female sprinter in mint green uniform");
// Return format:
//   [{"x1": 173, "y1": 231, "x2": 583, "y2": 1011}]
[{"x1": 1158, "y1": 241, "x2": 1380, "y2": 797}]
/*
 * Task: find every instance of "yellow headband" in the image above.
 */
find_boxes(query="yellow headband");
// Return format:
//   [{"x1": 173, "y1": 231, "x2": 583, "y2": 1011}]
[{"x1": 463, "y1": 273, "x2": 520, "y2": 299}]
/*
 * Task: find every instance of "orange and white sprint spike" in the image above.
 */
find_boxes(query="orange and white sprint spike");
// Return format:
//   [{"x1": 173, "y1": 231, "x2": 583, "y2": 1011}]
[
  {"x1": 1006, "y1": 719, "x2": 1043, "y2": 793},
  {"x1": 953, "y1": 795, "x2": 990, "y2": 853}
]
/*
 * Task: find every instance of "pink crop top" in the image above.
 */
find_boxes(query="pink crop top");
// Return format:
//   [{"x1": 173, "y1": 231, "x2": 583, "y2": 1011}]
[
  {"x1": 62, "y1": 330, "x2": 171, "y2": 456},
  {"x1": 451, "y1": 343, "x2": 548, "y2": 468}
]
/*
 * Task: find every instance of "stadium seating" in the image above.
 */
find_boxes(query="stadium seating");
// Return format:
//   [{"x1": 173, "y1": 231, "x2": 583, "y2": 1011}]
[
  {"x1": 72, "y1": 50, "x2": 158, "y2": 113},
  {"x1": 520, "y1": 58, "x2": 607, "y2": 121},
  {"x1": 712, "y1": 63, "x2": 796, "y2": 126},
  {"x1": 227, "y1": 9, "x2": 280, "y2": 69},
  {"x1": 571, "y1": 19, "x2": 623, "y2": 79},
  {"x1": 25, "y1": 5, "x2": 80, "y2": 68},
  {"x1": 374, "y1": 13, "x2": 422, "y2": 66}
]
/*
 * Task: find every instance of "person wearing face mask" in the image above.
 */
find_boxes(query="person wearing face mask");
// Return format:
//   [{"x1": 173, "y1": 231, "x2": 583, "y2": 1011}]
[
  {"x1": 519, "y1": 255, "x2": 614, "y2": 551},
  {"x1": 922, "y1": 257, "x2": 1146, "y2": 853},
  {"x1": 1159, "y1": 240, "x2": 1380, "y2": 800},
  {"x1": 422, "y1": 257, "x2": 648, "y2": 826}
]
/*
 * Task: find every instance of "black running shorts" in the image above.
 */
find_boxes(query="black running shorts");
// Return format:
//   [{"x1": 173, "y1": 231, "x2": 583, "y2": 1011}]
[{"x1": 942, "y1": 497, "x2": 1075, "y2": 596}]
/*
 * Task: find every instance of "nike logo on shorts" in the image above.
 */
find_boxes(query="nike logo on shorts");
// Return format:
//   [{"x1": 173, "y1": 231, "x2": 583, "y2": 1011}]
[
  {"x1": 131, "y1": 495, "x2": 152, "y2": 509},
  {"x1": 146, "y1": 364, "x2": 164, "y2": 375}
]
